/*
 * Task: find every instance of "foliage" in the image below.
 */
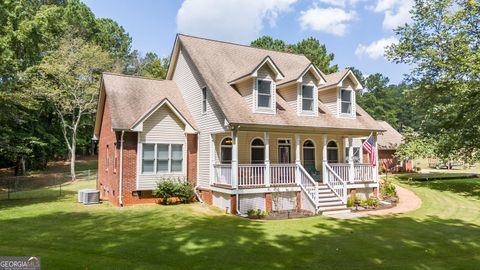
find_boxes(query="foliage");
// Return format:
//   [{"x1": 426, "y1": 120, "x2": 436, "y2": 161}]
[
  {"x1": 347, "y1": 196, "x2": 361, "y2": 207},
  {"x1": 380, "y1": 180, "x2": 397, "y2": 198},
  {"x1": 251, "y1": 36, "x2": 338, "y2": 74},
  {"x1": 154, "y1": 178, "x2": 194, "y2": 204},
  {"x1": 26, "y1": 37, "x2": 114, "y2": 179},
  {"x1": 246, "y1": 209, "x2": 269, "y2": 218},
  {"x1": 356, "y1": 73, "x2": 422, "y2": 131},
  {"x1": 360, "y1": 197, "x2": 380, "y2": 208},
  {"x1": 124, "y1": 51, "x2": 169, "y2": 79},
  {"x1": 395, "y1": 127, "x2": 437, "y2": 161},
  {"x1": 386, "y1": 0, "x2": 480, "y2": 161},
  {"x1": 0, "y1": 0, "x2": 132, "y2": 173}
]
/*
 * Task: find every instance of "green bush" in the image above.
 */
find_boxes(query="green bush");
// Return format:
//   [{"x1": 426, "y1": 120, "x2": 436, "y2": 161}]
[
  {"x1": 380, "y1": 180, "x2": 397, "y2": 197},
  {"x1": 361, "y1": 197, "x2": 380, "y2": 208},
  {"x1": 154, "y1": 178, "x2": 194, "y2": 204},
  {"x1": 347, "y1": 196, "x2": 361, "y2": 207},
  {"x1": 246, "y1": 209, "x2": 269, "y2": 218}
]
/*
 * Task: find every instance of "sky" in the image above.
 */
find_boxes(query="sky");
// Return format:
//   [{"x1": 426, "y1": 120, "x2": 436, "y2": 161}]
[{"x1": 82, "y1": 0, "x2": 412, "y2": 84}]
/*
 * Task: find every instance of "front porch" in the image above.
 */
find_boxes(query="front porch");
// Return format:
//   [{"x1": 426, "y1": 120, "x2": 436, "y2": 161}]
[{"x1": 209, "y1": 129, "x2": 379, "y2": 213}]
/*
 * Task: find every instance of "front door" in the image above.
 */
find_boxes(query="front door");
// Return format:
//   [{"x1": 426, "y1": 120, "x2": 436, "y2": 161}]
[{"x1": 278, "y1": 139, "x2": 291, "y2": 163}]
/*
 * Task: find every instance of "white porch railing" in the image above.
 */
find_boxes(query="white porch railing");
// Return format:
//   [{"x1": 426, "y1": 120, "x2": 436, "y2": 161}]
[
  {"x1": 270, "y1": 163, "x2": 296, "y2": 185},
  {"x1": 297, "y1": 164, "x2": 318, "y2": 208},
  {"x1": 238, "y1": 164, "x2": 265, "y2": 187},
  {"x1": 354, "y1": 164, "x2": 374, "y2": 182},
  {"x1": 329, "y1": 163, "x2": 349, "y2": 182},
  {"x1": 213, "y1": 164, "x2": 232, "y2": 186},
  {"x1": 325, "y1": 163, "x2": 347, "y2": 203}
]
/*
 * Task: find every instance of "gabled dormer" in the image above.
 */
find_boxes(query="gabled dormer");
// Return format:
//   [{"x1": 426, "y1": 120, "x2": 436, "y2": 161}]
[
  {"x1": 277, "y1": 64, "x2": 326, "y2": 116},
  {"x1": 229, "y1": 56, "x2": 284, "y2": 115},
  {"x1": 319, "y1": 69, "x2": 363, "y2": 118}
]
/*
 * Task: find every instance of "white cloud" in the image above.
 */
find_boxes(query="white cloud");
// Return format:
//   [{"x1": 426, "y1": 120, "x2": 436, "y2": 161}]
[
  {"x1": 372, "y1": 0, "x2": 413, "y2": 30},
  {"x1": 355, "y1": 36, "x2": 398, "y2": 59},
  {"x1": 299, "y1": 6, "x2": 356, "y2": 36},
  {"x1": 176, "y1": 0, "x2": 297, "y2": 44},
  {"x1": 317, "y1": 0, "x2": 360, "y2": 7}
]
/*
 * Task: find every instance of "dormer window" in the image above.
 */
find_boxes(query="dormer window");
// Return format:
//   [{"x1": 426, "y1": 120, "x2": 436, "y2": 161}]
[
  {"x1": 256, "y1": 79, "x2": 272, "y2": 109},
  {"x1": 301, "y1": 85, "x2": 315, "y2": 112},
  {"x1": 340, "y1": 89, "x2": 352, "y2": 114}
]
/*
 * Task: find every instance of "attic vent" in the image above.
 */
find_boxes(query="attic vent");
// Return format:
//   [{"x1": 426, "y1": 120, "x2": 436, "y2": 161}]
[{"x1": 78, "y1": 189, "x2": 100, "y2": 205}]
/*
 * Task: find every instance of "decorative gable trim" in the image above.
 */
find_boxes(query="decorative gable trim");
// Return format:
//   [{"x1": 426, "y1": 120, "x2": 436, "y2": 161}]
[
  {"x1": 130, "y1": 98, "x2": 197, "y2": 134},
  {"x1": 228, "y1": 56, "x2": 284, "y2": 85}
]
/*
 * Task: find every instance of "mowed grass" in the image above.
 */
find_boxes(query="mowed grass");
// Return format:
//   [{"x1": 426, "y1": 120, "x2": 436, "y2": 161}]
[{"x1": 0, "y1": 177, "x2": 479, "y2": 269}]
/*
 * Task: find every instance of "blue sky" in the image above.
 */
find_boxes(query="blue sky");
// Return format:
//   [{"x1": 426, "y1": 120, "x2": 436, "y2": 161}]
[{"x1": 83, "y1": 0, "x2": 412, "y2": 83}]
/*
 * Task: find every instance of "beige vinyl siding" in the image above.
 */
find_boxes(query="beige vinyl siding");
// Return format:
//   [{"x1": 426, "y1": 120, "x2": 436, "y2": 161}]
[
  {"x1": 139, "y1": 106, "x2": 185, "y2": 142},
  {"x1": 318, "y1": 88, "x2": 338, "y2": 115},
  {"x1": 239, "y1": 194, "x2": 266, "y2": 212},
  {"x1": 302, "y1": 71, "x2": 317, "y2": 85},
  {"x1": 137, "y1": 105, "x2": 186, "y2": 190},
  {"x1": 172, "y1": 47, "x2": 227, "y2": 188}
]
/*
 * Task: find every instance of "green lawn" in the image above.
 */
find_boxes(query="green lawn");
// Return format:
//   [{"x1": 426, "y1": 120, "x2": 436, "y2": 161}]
[{"x1": 0, "y1": 177, "x2": 479, "y2": 269}]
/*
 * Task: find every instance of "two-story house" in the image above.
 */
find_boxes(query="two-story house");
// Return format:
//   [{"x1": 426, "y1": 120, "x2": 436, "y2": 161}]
[{"x1": 94, "y1": 34, "x2": 384, "y2": 215}]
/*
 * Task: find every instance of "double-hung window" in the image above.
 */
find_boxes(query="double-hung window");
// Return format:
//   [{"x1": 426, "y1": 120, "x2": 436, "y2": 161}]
[
  {"x1": 201, "y1": 87, "x2": 207, "y2": 113},
  {"x1": 301, "y1": 85, "x2": 315, "y2": 112},
  {"x1": 141, "y1": 143, "x2": 183, "y2": 174},
  {"x1": 257, "y1": 79, "x2": 272, "y2": 109},
  {"x1": 340, "y1": 89, "x2": 352, "y2": 114}
]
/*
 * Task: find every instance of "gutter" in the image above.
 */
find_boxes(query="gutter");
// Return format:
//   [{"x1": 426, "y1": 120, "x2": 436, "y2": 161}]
[{"x1": 119, "y1": 130, "x2": 125, "y2": 207}]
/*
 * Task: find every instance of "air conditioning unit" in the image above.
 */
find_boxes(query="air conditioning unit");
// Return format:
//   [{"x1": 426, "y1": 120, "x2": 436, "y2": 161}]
[
  {"x1": 78, "y1": 189, "x2": 98, "y2": 204},
  {"x1": 82, "y1": 190, "x2": 100, "y2": 205}
]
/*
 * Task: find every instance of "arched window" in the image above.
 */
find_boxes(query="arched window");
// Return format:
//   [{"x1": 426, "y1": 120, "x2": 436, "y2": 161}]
[
  {"x1": 327, "y1": 140, "x2": 339, "y2": 163},
  {"x1": 251, "y1": 138, "x2": 265, "y2": 164},
  {"x1": 303, "y1": 140, "x2": 315, "y2": 169},
  {"x1": 221, "y1": 137, "x2": 232, "y2": 164}
]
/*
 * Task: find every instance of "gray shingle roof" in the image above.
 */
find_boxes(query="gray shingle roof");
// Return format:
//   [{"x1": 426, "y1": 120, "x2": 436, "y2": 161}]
[
  {"x1": 377, "y1": 121, "x2": 403, "y2": 150},
  {"x1": 102, "y1": 73, "x2": 196, "y2": 130},
  {"x1": 177, "y1": 34, "x2": 382, "y2": 131}
]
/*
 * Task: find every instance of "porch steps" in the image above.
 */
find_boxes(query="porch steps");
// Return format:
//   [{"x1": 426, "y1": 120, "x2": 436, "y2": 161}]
[{"x1": 316, "y1": 184, "x2": 350, "y2": 215}]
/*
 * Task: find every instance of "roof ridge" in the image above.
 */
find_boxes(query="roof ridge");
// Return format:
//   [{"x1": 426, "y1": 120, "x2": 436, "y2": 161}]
[
  {"x1": 177, "y1": 33, "x2": 310, "y2": 59},
  {"x1": 102, "y1": 72, "x2": 167, "y2": 82}
]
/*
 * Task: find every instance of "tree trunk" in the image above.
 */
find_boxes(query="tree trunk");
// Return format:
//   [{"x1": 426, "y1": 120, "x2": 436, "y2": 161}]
[{"x1": 70, "y1": 139, "x2": 76, "y2": 181}]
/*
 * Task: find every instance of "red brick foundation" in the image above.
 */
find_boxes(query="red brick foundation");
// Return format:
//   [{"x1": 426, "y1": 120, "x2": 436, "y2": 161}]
[
  {"x1": 230, "y1": 195, "x2": 237, "y2": 214},
  {"x1": 265, "y1": 193, "x2": 272, "y2": 212},
  {"x1": 296, "y1": 191, "x2": 301, "y2": 210},
  {"x1": 199, "y1": 189, "x2": 213, "y2": 205},
  {"x1": 186, "y1": 134, "x2": 198, "y2": 186}
]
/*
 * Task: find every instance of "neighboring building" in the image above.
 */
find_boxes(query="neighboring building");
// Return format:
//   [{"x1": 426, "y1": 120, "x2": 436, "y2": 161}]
[
  {"x1": 94, "y1": 34, "x2": 386, "y2": 215},
  {"x1": 375, "y1": 120, "x2": 412, "y2": 173}
]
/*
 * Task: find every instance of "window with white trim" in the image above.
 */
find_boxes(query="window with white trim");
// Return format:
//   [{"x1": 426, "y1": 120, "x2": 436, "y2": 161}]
[
  {"x1": 301, "y1": 85, "x2": 315, "y2": 112},
  {"x1": 251, "y1": 138, "x2": 265, "y2": 164},
  {"x1": 340, "y1": 89, "x2": 352, "y2": 114},
  {"x1": 257, "y1": 79, "x2": 272, "y2": 109},
  {"x1": 201, "y1": 87, "x2": 207, "y2": 113},
  {"x1": 141, "y1": 143, "x2": 183, "y2": 174}
]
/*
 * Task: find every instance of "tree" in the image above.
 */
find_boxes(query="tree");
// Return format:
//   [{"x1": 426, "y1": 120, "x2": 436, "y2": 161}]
[
  {"x1": 124, "y1": 51, "x2": 169, "y2": 79},
  {"x1": 386, "y1": 0, "x2": 480, "y2": 160},
  {"x1": 27, "y1": 37, "x2": 114, "y2": 180},
  {"x1": 251, "y1": 36, "x2": 338, "y2": 73},
  {"x1": 395, "y1": 127, "x2": 437, "y2": 161}
]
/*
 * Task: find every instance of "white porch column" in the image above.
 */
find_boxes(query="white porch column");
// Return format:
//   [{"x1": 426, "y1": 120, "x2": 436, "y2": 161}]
[
  {"x1": 231, "y1": 129, "x2": 239, "y2": 188},
  {"x1": 264, "y1": 132, "x2": 271, "y2": 187},
  {"x1": 348, "y1": 137, "x2": 355, "y2": 183},
  {"x1": 209, "y1": 134, "x2": 216, "y2": 185},
  {"x1": 373, "y1": 132, "x2": 379, "y2": 183},
  {"x1": 295, "y1": 134, "x2": 301, "y2": 184},
  {"x1": 322, "y1": 134, "x2": 327, "y2": 184}
]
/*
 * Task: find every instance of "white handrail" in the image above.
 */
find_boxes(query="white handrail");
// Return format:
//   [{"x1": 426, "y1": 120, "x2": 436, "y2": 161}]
[
  {"x1": 325, "y1": 163, "x2": 347, "y2": 203},
  {"x1": 238, "y1": 164, "x2": 265, "y2": 187},
  {"x1": 297, "y1": 164, "x2": 318, "y2": 209},
  {"x1": 353, "y1": 163, "x2": 374, "y2": 182},
  {"x1": 270, "y1": 163, "x2": 296, "y2": 185}
]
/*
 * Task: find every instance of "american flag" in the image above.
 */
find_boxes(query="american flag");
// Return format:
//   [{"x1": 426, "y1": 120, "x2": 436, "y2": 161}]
[{"x1": 362, "y1": 133, "x2": 376, "y2": 166}]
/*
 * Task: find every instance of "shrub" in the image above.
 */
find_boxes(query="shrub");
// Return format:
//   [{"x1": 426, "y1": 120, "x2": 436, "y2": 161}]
[
  {"x1": 360, "y1": 197, "x2": 380, "y2": 208},
  {"x1": 154, "y1": 177, "x2": 194, "y2": 205},
  {"x1": 380, "y1": 180, "x2": 397, "y2": 198},
  {"x1": 246, "y1": 209, "x2": 269, "y2": 218},
  {"x1": 347, "y1": 196, "x2": 361, "y2": 207}
]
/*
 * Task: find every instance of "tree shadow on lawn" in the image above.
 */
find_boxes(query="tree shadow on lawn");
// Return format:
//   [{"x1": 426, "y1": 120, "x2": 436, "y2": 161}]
[
  {"x1": 401, "y1": 178, "x2": 480, "y2": 200},
  {"x1": 0, "y1": 208, "x2": 479, "y2": 270},
  {"x1": 0, "y1": 190, "x2": 78, "y2": 210}
]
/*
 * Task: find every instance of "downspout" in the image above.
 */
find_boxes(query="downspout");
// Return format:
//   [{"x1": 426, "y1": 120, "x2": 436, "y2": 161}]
[
  {"x1": 119, "y1": 130, "x2": 125, "y2": 207},
  {"x1": 194, "y1": 184, "x2": 204, "y2": 204}
]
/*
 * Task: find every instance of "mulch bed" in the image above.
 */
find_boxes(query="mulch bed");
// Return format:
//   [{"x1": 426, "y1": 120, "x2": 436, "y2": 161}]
[{"x1": 247, "y1": 210, "x2": 314, "y2": 220}]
